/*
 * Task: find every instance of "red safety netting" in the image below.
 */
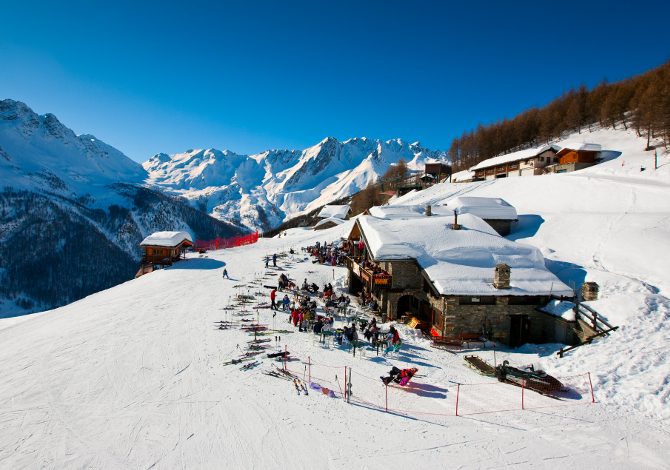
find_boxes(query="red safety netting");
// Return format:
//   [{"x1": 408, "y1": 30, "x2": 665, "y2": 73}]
[{"x1": 194, "y1": 231, "x2": 259, "y2": 251}]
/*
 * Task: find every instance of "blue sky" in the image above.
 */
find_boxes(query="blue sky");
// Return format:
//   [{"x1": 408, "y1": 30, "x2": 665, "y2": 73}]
[{"x1": 1, "y1": 0, "x2": 668, "y2": 162}]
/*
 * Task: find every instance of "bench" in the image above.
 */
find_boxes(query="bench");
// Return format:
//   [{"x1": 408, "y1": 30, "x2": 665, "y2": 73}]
[{"x1": 431, "y1": 332, "x2": 486, "y2": 349}]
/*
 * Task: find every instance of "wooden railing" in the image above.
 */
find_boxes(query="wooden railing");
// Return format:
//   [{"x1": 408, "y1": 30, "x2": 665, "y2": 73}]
[{"x1": 349, "y1": 258, "x2": 392, "y2": 289}]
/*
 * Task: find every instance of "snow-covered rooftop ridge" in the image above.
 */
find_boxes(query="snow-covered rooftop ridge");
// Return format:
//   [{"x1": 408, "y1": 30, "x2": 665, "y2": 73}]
[
  {"x1": 470, "y1": 144, "x2": 558, "y2": 171},
  {"x1": 317, "y1": 204, "x2": 351, "y2": 219},
  {"x1": 444, "y1": 196, "x2": 518, "y2": 220},
  {"x1": 140, "y1": 231, "x2": 193, "y2": 247},
  {"x1": 368, "y1": 204, "x2": 454, "y2": 219},
  {"x1": 369, "y1": 197, "x2": 516, "y2": 221},
  {"x1": 357, "y1": 213, "x2": 572, "y2": 297},
  {"x1": 314, "y1": 217, "x2": 346, "y2": 228},
  {"x1": 556, "y1": 142, "x2": 602, "y2": 153}
]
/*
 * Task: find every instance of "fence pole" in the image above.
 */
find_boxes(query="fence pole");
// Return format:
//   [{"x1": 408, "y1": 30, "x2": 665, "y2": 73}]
[
  {"x1": 455, "y1": 383, "x2": 460, "y2": 416},
  {"x1": 385, "y1": 383, "x2": 388, "y2": 412},
  {"x1": 588, "y1": 372, "x2": 595, "y2": 403},
  {"x1": 521, "y1": 380, "x2": 525, "y2": 410},
  {"x1": 308, "y1": 356, "x2": 311, "y2": 383},
  {"x1": 284, "y1": 345, "x2": 287, "y2": 371},
  {"x1": 344, "y1": 367, "x2": 347, "y2": 401}
]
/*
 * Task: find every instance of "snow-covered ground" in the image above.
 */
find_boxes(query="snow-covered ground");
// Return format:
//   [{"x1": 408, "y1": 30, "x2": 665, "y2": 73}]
[
  {"x1": 0, "y1": 220, "x2": 668, "y2": 468},
  {"x1": 1, "y1": 126, "x2": 668, "y2": 468}
]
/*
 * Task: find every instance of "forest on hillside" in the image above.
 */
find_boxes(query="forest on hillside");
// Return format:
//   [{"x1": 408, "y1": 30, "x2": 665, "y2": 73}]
[{"x1": 448, "y1": 60, "x2": 670, "y2": 171}]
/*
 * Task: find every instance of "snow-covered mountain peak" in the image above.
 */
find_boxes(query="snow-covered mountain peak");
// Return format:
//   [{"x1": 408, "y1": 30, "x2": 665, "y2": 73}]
[
  {"x1": 0, "y1": 100, "x2": 146, "y2": 200},
  {"x1": 145, "y1": 136, "x2": 448, "y2": 231}
]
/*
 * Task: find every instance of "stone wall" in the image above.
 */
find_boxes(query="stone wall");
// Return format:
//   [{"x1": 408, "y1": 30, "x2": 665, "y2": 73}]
[{"x1": 381, "y1": 260, "x2": 422, "y2": 290}]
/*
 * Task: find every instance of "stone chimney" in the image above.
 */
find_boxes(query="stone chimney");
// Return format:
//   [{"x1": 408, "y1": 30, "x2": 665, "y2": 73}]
[
  {"x1": 581, "y1": 282, "x2": 599, "y2": 301},
  {"x1": 493, "y1": 263, "x2": 511, "y2": 289},
  {"x1": 425, "y1": 204, "x2": 432, "y2": 216}
]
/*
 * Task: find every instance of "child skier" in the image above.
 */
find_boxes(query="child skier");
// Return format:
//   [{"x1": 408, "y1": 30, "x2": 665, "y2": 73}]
[{"x1": 380, "y1": 367, "x2": 418, "y2": 386}]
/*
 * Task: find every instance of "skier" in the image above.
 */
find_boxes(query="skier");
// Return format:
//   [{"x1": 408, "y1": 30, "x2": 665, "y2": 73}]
[
  {"x1": 384, "y1": 325, "x2": 402, "y2": 355},
  {"x1": 282, "y1": 294, "x2": 290, "y2": 311},
  {"x1": 381, "y1": 367, "x2": 418, "y2": 386},
  {"x1": 222, "y1": 268, "x2": 229, "y2": 279},
  {"x1": 272, "y1": 253, "x2": 277, "y2": 267},
  {"x1": 270, "y1": 288, "x2": 277, "y2": 310}
]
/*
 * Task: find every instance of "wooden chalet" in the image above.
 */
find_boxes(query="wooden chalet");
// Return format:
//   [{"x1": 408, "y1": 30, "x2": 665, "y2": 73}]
[
  {"x1": 395, "y1": 162, "x2": 452, "y2": 196},
  {"x1": 471, "y1": 145, "x2": 559, "y2": 180},
  {"x1": 552, "y1": 142, "x2": 602, "y2": 173},
  {"x1": 137, "y1": 231, "x2": 193, "y2": 276},
  {"x1": 424, "y1": 162, "x2": 452, "y2": 182}
]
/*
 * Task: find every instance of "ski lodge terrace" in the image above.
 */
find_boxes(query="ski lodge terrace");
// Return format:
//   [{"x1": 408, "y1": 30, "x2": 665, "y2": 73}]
[{"x1": 345, "y1": 206, "x2": 577, "y2": 346}]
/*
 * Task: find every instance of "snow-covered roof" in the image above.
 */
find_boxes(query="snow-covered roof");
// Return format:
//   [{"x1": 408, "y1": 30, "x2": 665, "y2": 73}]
[
  {"x1": 451, "y1": 169, "x2": 474, "y2": 182},
  {"x1": 470, "y1": 144, "x2": 558, "y2": 171},
  {"x1": 369, "y1": 204, "x2": 454, "y2": 219},
  {"x1": 539, "y1": 300, "x2": 577, "y2": 321},
  {"x1": 140, "y1": 231, "x2": 193, "y2": 247},
  {"x1": 317, "y1": 204, "x2": 350, "y2": 219},
  {"x1": 555, "y1": 142, "x2": 602, "y2": 156},
  {"x1": 357, "y1": 213, "x2": 572, "y2": 297},
  {"x1": 314, "y1": 217, "x2": 346, "y2": 229},
  {"x1": 443, "y1": 196, "x2": 517, "y2": 221}
]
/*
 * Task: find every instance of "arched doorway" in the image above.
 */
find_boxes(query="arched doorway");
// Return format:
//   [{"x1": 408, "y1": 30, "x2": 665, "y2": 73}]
[
  {"x1": 397, "y1": 295, "x2": 432, "y2": 320},
  {"x1": 396, "y1": 295, "x2": 417, "y2": 320}
]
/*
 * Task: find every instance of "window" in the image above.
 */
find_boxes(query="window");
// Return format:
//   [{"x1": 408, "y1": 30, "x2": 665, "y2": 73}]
[{"x1": 458, "y1": 296, "x2": 495, "y2": 305}]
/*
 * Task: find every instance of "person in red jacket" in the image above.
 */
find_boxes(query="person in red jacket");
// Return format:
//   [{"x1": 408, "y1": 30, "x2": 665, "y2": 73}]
[
  {"x1": 291, "y1": 309, "x2": 299, "y2": 327},
  {"x1": 270, "y1": 288, "x2": 277, "y2": 310},
  {"x1": 381, "y1": 366, "x2": 418, "y2": 386}
]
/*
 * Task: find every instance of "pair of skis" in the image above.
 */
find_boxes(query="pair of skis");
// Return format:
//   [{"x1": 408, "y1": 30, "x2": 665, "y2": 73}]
[
  {"x1": 240, "y1": 361, "x2": 261, "y2": 371},
  {"x1": 223, "y1": 356, "x2": 254, "y2": 366},
  {"x1": 293, "y1": 378, "x2": 309, "y2": 396}
]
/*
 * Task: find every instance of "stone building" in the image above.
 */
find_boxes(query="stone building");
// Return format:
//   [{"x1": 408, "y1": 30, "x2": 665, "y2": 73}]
[{"x1": 346, "y1": 210, "x2": 575, "y2": 346}]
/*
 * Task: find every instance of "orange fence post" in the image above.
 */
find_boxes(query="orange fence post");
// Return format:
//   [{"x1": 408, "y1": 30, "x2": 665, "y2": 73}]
[
  {"x1": 385, "y1": 384, "x2": 388, "y2": 412},
  {"x1": 521, "y1": 380, "x2": 525, "y2": 410},
  {"x1": 588, "y1": 372, "x2": 595, "y2": 403}
]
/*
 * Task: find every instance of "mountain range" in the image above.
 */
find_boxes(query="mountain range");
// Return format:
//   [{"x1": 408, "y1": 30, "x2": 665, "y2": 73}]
[
  {"x1": 0, "y1": 99, "x2": 245, "y2": 316},
  {"x1": 0, "y1": 99, "x2": 447, "y2": 315},
  {"x1": 144, "y1": 137, "x2": 447, "y2": 232}
]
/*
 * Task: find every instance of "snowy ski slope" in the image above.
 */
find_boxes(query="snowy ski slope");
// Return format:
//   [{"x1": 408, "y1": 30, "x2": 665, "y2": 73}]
[{"x1": 0, "y1": 127, "x2": 668, "y2": 468}]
